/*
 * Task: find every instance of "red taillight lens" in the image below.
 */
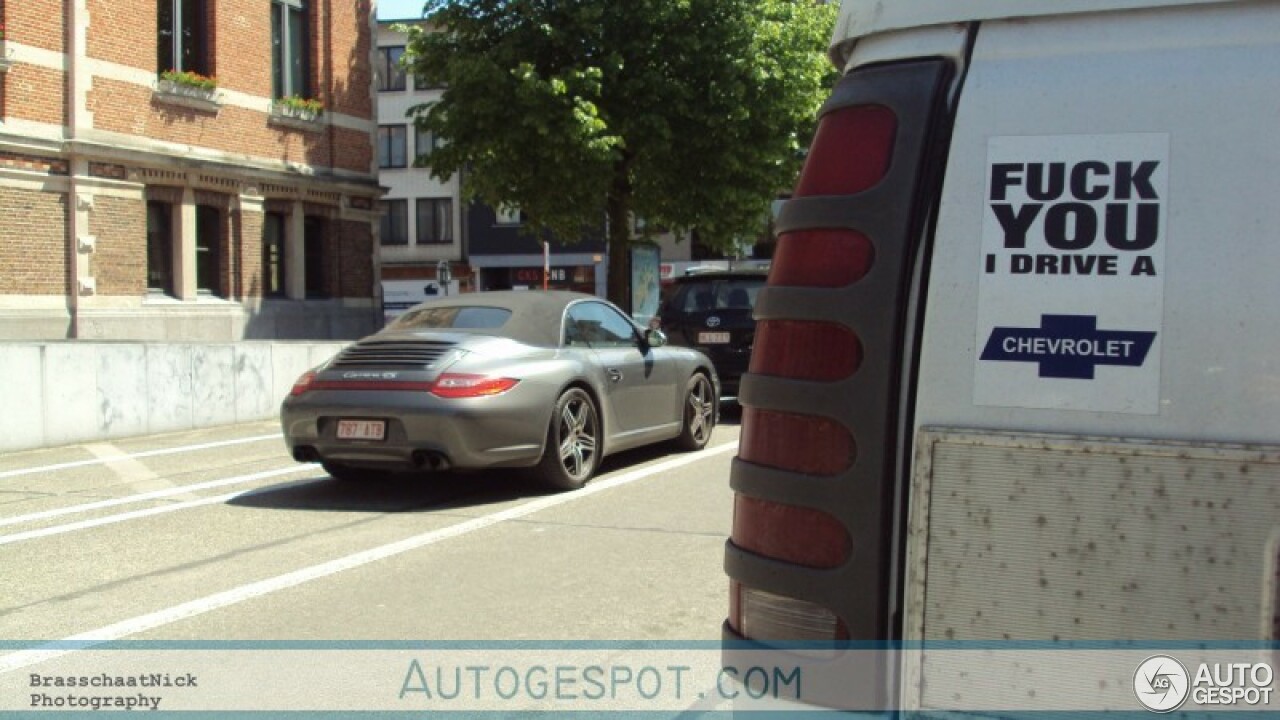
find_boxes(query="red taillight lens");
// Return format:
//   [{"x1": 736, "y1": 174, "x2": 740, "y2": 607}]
[
  {"x1": 793, "y1": 104, "x2": 896, "y2": 197},
  {"x1": 289, "y1": 370, "x2": 317, "y2": 397},
  {"x1": 429, "y1": 373, "x2": 520, "y2": 398},
  {"x1": 770, "y1": 228, "x2": 874, "y2": 288},
  {"x1": 750, "y1": 320, "x2": 862, "y2": 382},
  {"x1": 738, "y1": 408, "x2": 855, "y2": 477},
  {"x1": 732, "y1": 495, "x2": 850, "y2": 569}
]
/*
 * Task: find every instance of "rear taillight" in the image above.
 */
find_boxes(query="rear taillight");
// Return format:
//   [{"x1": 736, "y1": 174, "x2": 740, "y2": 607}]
[
  {"x1": 731, "y1": 582, "x2": 849, "y2": 642},
  {"x1": 732, "y1": 495, "x2": 849, "y2": 569},
  {"x1": 429, "y1": 373, "x2": 520, "y2": 398},
  {"x1": 295, "y1": 376, "x2": 435, "y2": 393},
  {"x1": 289, "y1": 370, "x2": 490, "y2": 396},
  {"x1": 725, "y1": 59, "x2": 951, "y2": 712},
  {"x1": 750, "y1": 320, "x2": 862, "y2": 382},
  {"x1": 289, "y1": 370, "x2": 317, "y2": 397},
  {"x1": 770, "y1": 229, "x2": 874, "y2": 288},
  {"x1": 793, "y1": 105, "x2": 896, "y2": 197},
  {"x1": 738, "y1": 408, "x2": 854, "y2": 476},
  {"x1": 729, "y1": 102, "x2": 890, "y2": 640}
]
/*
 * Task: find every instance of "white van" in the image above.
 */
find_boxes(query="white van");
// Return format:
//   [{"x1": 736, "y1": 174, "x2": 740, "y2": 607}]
[{"x1": 723, "y1": 0, "x2": 1280, "y2": 713}]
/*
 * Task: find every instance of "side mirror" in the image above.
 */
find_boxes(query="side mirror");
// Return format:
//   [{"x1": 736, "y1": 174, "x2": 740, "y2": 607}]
[{"x1": 644, "y1": 328, "x2": 668, "y2": 348}]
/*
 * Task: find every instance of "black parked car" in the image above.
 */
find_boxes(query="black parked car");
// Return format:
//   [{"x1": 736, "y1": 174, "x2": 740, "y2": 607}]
[{"x1": 656, "y1": 269, "x2": 767, "y2": 398}]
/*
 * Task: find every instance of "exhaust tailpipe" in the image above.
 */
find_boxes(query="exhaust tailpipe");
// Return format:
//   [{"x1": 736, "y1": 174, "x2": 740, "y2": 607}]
[{"x1": 412, "y1": 450, "x2": 451, "y2": 472}]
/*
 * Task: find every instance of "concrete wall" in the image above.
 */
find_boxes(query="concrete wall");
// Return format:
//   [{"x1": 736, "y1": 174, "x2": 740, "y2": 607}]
[{"x1": 0, "y1": 341, "x2": 350, "y2": 454}]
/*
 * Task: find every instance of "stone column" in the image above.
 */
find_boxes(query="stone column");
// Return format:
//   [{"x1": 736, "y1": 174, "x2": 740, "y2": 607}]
[
  {"x1": 174, "y1": 186, "x2": 197, "y2": 300},
  {"x1": 287, "y1": 199, "x2": 307, "y2": 300}
]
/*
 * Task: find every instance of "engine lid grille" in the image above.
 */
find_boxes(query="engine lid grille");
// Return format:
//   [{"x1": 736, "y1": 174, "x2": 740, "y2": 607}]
[{"x1": 329, "y1": 340, "x2": 457, "y2": 369}]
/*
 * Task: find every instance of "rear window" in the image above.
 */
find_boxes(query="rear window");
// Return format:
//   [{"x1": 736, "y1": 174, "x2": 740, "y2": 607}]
[
  {"x1": 670, "y1": 277, "x2": 765, "y2": 312},
  {"x1": 388, "y1": 306, "x2": 512, "y2": 330}
]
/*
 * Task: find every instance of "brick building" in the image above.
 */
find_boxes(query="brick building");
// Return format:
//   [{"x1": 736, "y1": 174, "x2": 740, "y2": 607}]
[{"x1": 0, "y1": 0, "x2": 383, "y2": 340}]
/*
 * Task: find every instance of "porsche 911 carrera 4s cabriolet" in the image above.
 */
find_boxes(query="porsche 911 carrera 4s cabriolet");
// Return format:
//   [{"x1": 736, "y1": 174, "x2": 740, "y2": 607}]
[{"x1": 281, "y1": 291, "x2": 719, "y2": 489}]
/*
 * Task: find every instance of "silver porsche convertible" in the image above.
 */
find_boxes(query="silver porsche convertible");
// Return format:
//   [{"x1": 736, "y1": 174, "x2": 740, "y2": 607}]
[{"x1": 282, "y1": 291, "x2": 719, "y2": 489}]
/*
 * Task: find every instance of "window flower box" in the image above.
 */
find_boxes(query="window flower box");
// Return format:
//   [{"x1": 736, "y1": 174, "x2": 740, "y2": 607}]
[
  {"x1": 153, "y1": 71, "x2": 222, "y2": 112},
  {"x1": 270, "y1": 96, "x2": 325, "y2": 130}
]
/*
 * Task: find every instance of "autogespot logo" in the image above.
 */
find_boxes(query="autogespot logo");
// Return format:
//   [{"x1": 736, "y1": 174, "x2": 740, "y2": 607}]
[{"x1": 1134, "y1": 655, "x2": 1190, "y2": 713}]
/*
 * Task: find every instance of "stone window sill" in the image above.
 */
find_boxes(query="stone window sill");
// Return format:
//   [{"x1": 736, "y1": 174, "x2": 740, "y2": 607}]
[
  {"x1": 269, "y1": 106, "x2": 325, "y2": 132},
  {"x1": 0, "y1": 43, "x2": 13, "y2": 73},
  {"x1": 153, "y1": 79, "x2": 222, "y2": 113}
]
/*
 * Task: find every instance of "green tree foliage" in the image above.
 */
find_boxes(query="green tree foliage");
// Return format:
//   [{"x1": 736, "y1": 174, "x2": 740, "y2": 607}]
[{"x1": 403, "y1": 0, "x2": 837, "y2": 308}]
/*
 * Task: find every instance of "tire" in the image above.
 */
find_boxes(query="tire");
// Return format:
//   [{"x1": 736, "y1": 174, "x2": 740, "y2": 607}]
[
  {"x1": 535, "y1": 387, "x2": 601, "y2": 490},
  {"x1": 322, "y1": 461, "x2": 389, "y2": 483},
  {"x1": 675, "y1": 372, "x2": 716, "y2": 451}
]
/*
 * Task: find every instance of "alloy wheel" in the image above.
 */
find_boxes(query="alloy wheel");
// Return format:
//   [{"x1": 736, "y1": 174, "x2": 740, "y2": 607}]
[
  {"x1": 558, "y1": 395, "x2": 598, "y2": 480},
  {"x1": 687, "y1": 375, "x2": 714, "y2": 445}
]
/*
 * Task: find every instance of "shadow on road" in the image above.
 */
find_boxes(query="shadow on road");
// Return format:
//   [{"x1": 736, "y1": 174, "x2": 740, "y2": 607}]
[
  {"x1": 717, "y1": 400, "x2": 743, "y2": 426},
  {"x1": 226, "y1": 469, "x2": 545, "y2": 514},
  {"x1": 227, "y1": 438, "x2": 706, "y2": 515}
]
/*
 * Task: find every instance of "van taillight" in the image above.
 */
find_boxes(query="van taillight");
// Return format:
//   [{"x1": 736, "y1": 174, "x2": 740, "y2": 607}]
[
  {"x1": 738, "y1": 408, "x2": 854, "y2": 476},
  {"x1": 750, "y1": 320, "x2": 862, "y2": 382},
  {"x1": 731, "y1": 581, "x2": 850, "y2": 642},
  {"x1": 793, "y1": 105, "x2": 896, "y2": 197},
  {"x1": 725, "y1": 59, "x2": 952, "y2": 711},
  {"x1": 730, "y1": 103, "x2": 894, "y2": 644},
  {"x1": 732, "y1": 495, "x2": 849, "y2": 569},
  {"x1": 770, "y1": 229, "x2": 874, "y2": 288}
]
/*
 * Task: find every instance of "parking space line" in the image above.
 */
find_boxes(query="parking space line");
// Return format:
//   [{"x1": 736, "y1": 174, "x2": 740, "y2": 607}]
[
  {"x1": 0, "y1": 465, "x2": 318, "y2": 533},
  {"x1": 85, "y1": 442, "x2": 165, "y2": 493},
  {"x1": 0, "y1": 433, "x2": 283, "y2": 481},
  {"x1": 0, "y1": 441, "x2": 738, "y2": 673}
]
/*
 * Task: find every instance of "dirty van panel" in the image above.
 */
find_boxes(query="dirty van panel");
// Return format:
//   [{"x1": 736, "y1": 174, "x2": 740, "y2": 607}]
[
  {"x1": 904, "y1": 429, "x2": 1280, "y2": 709},
  {"x1": 908, "y1": 432, "x2": 1280, "y2": 637}
]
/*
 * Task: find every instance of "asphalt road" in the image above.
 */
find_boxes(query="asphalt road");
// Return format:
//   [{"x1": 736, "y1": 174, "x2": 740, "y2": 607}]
[{"x1": 0, "y1": 413, "x2": 747, "y2": 715}]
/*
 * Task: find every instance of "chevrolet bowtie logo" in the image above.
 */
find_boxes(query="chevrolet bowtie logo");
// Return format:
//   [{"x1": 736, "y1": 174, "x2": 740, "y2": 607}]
[{"x1": 980, "y1": 314, "x2": 1156, "y2": 379}]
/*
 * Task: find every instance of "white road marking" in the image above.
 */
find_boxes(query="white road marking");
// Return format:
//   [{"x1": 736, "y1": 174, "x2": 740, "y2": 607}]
[
  {"x1": 0, "y1": 433, "x2": 283, "y2": 480},
  {"x1": 85, "y1": 442, "x2": 166, "y2": 493},
  {"x1": 0, "y1": 442, "x2": 738, "y2": 673},
  {"x1": 0, "y1": 465, "x2": 319, "y2": 535}
]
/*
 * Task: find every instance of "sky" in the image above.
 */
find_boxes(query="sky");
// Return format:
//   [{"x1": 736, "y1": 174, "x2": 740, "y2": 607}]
[{"x1": 377, "y1": 0, "x2": 428, "y2": 21}]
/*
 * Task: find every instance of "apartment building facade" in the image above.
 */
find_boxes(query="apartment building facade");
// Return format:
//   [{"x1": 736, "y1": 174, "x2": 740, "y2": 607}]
[
  {"x1": 374, "y1": 18, "x2": 466, "y2": 322},
  {"x1": 373, "y1": 19, "x2": 776, "y2": 314},
  {"x1": 0, "y1": 0, "x2": 383, "y2": 340},
  {"x1": 376, "y1": 20, "x2": 615, "y2": 313}
]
